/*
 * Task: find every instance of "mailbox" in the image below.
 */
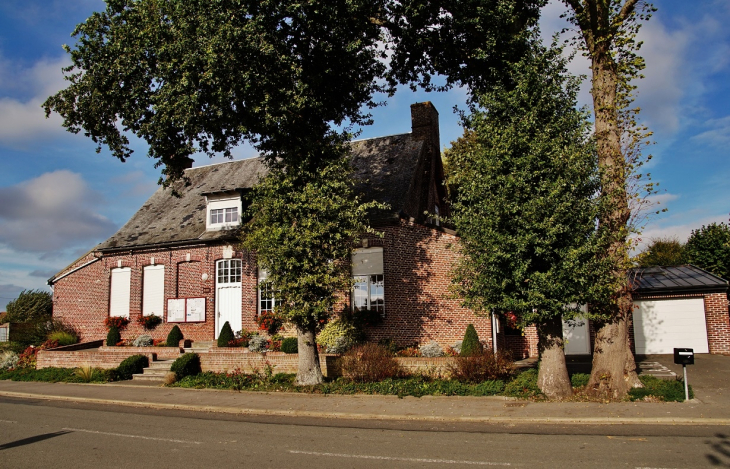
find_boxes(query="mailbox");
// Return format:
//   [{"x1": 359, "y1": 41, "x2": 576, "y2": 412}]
[{"x1": 674, "y1": 348, "x2": 694, "y2": 365}]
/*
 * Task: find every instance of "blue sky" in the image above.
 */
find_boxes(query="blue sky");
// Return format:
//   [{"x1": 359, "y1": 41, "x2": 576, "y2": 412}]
[{"x1": 0, "y1": 0, "x2": 728, "y2": 310}]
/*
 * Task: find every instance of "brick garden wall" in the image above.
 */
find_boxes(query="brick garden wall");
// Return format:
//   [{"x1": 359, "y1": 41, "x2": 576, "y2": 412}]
[{"x1": 704, "y1": 292, "x2": 730, "y2": 354}]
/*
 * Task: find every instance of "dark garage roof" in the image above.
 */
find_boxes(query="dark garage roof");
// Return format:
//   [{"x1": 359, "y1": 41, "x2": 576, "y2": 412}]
[{"x1": 631, "y1": 265, "x2": 729, "y2": 294}]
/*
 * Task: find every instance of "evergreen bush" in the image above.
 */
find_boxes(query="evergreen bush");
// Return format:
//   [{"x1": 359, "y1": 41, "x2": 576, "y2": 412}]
[
  {"x1": 217, "y1": 322, "x2": 235, "y2": 347},
  {"x1": 280, "y1": 337, "x2": 298, "y2": 354},
  {"x1": 316, "y1": 319, "x2": 361, "y2": 354},
  {"x1": 166, "y1": 325, "x2": 184, "y2": 347},
  {"x1": 132, "y1": 335, "x2": 153, "y2": 347},
  {"x1": 248, "y1": 335, "x2": 268, "y2": 353},
  {"x1": 116, "y1": 354, "x2": 149, "y2": 380},
  {"x1": 460, "y1": 324, "x2": 483, "y2": 357},
  {"x1": 419, "y1": 341, "x2": 444, "y2": 357},
  {"x1": 171, "y1": 353, "x2": 201, "y2": 380},
  {"x1": 106, "y1": 326, "x2": 121, "y2": 347}
]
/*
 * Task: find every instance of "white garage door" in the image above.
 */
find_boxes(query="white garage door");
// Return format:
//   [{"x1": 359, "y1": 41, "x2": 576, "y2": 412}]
[{"x1": 633, "y1": 298, "x2": 709, "y2": 354}]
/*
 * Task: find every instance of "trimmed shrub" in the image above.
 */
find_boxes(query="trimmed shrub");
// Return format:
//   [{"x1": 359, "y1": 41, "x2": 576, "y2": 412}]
[
  {"x1": 448, "y1": 350, "x2": 514, "y2": 383},
  {"x1": 280, "y1": 337, "x2": 298, "y2": 354},
  {"x1": 217, "y1": 322, "x2": 235, "y2": 347},
  {"x1": 116, "y1": 354, "x2": 149, "y2": 380},
  {"x1": 460, "y1": 324, "x2": 483, "y2": 357},
  {"x1": 503, "y1": 369, "x2": 542, "y2": 398},
  {"x1": 316, "y1": 319, "x2": 361, "y2": 354},
  {"x1": 419, "y1": 341, "x2": 444, "y2": 357},
  {"x1": 132, "y1": 335, "x2": 153, "y2": 347},
  {"x1": 166, "y1": 325, "x2": 184, "y2": 347},
  {"x1": 450, "y1": 341, "x2": 463, "y2": 355},
  {"x1": 48, "y1": 330, "x2": 78, "y2": 346},
  {"x1": 171, "y1": 353, "x2": 201, "y2": 380},
  {"x1": 248, "y1": 335, "x2": 268, "y2": 353},
  {"x1": 106, "y1": 326, "x2": 121, "y2": 347},
  {"x1": 340, "y1": 343, "x2": 402, "y2": 382}
]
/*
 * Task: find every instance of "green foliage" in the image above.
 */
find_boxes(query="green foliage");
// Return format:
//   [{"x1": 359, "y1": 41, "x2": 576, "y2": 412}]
[
  {"x1": 447, "y1": 36, "x2": 612, "y2": 325},
  {"x1": 74, "y1": 364, "x2": 96, "y2": 382},
  {"x1": 0, "y1": 367, "x2": 113, "y2": 383},
  {"x1": 316, "y1": 319, "x2": 362, "y2": 354},
  {"x1": 217, "y1": 322, "x2": 235, "y2": 348},
  {"x1": 503, "y1": 369, "x2": 542, "y2": 398},
  {"x1": 637, "y1": 237, "x2": 686, "y2": 267},
  {"x1": 685, "y1": 223, "x2": 730, "y2": 281},
  {"x1": 570, "y1": 373, "x2": 591, "y2": 388},
  {"x1": 628, "y1": 375, "x2": 693, "y2": 402},
  {"x1": 48, "y1": 331, "x2": 78, "y2": 346},
  {"x1": 280, "y1": 337, "x2": 298, "y2": 354},
  {"x1": 4, "y1": 289, "x2": 52, "y2": 324},
  {"x1": 166, "y1": 325, "x2": 184, "y2": 347},
  {"x1": 106, "y1": 326, "x2": 121, "y2": 347},
  {"x1": 460, "y1": 324, "x2": 483, "y2": 357},
  {"x1": 172, "y1": 372, "x2": 505, "y2": 397},
  {"x1": 448, "y1": 351, "x2": 514, "y2": 382},
  {"x1": 170, "y1": 353, "x2": 202, "y2": 380},
  {"x1": 340, "y1": 343, "x2": 402, "y2": 382},
  {"x1": 116, "y1": 354, "x2": 149, "y2": 380},
  {"x1": 43, "y1": 0, "x2": 391, "y2": 185}
]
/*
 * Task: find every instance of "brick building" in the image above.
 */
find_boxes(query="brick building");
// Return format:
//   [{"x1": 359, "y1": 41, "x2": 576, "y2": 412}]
[{"x1": 48, "y1": 102, "x2": 496, "y2": 350}]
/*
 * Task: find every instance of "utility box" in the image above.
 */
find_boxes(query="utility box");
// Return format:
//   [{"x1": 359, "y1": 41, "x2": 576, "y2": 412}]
[{"x1": 674, "y1": 348, "x2": 694, "y2": 365}]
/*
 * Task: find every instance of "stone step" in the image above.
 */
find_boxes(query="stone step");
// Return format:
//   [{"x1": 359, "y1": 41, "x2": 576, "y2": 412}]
[
  {"x1": 131, "y1": 358, "x2": 176, "y2": 382},
  {"x1": 147, "y1": 360, "x2": 176, "y2": 370},
  {"x1": 131, "y1": 373, "x2": 167, "y2": 382}
]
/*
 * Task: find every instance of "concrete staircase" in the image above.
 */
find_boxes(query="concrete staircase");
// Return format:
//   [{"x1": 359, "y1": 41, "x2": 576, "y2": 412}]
[
  {"x1": 132, "y1": 359, "x2": 176, "y2": 382},
  {"x1": 184, "y1": 340, "x2": 215, "y2": 354}
]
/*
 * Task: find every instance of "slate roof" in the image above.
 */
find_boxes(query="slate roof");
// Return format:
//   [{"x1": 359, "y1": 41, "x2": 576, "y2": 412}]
[
  {"x1": 96, "y1": 133, "x2": 425, "y2": 251},
  {"x1": 631, "y1": 265, "x2": 729, "y2": 294}
]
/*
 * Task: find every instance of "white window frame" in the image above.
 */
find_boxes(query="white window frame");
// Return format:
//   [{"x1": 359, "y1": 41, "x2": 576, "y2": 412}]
[
  {"x1": 206, "y1": 194, "x2": 243, "y2": 231},
  {"x1": 258, "y1": 268, "x2": 277, "y2": 315},
  {"x1": 109, "y1": 267, "x2": 132, "y2": 318},
  {"x1": 142, "y1": 264, "x2": 165, "y2": 317},
  {"x1": 217, "y1": 259, "x2": 242, "y2": 284},
  {"x1": 351, "y1": 247, "x2": 385, "y2": 315}
]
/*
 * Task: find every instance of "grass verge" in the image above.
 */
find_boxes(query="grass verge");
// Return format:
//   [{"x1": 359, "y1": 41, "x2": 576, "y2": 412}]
[{"x1": 0, "y1": 367, "x2": 113, "y2": 384}]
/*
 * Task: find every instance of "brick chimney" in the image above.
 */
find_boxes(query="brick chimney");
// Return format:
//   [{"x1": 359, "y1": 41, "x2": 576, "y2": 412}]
[{"x1": 410, "y1": 101, "x2": 440, "y2": 155}]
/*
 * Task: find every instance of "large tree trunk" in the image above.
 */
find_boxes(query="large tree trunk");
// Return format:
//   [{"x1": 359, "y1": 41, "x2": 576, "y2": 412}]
[
  {"x1": 536, "y1": 316, "x2": 573, "y2": 399},
  {"x1": 296, "y1": 324, "x2": 324, "y2": 386},
  {"x1": 586, "y1": 41, "x2": 641, "y2": 397}
]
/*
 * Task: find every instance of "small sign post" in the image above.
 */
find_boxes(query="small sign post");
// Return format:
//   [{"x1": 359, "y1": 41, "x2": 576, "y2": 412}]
[{"x1": 673, "y1": 348, "x2": 694, "y2": 401}]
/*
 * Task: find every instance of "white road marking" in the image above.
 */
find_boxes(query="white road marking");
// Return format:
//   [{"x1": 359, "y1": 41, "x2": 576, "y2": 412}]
[
  {"x1": 289, "y1": 450, "x2": 510, "y2": 466},
  {"x1": 0, "y1": 420, "x2": 17, "y2": 424},
  {"x1": 62, "y1": 427, "x2": 201, "y2": 444}
]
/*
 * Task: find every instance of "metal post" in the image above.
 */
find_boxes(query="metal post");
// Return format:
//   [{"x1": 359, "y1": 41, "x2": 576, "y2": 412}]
[{"x1": 683, "y1": 364, "x2": 689, "y2": 401}]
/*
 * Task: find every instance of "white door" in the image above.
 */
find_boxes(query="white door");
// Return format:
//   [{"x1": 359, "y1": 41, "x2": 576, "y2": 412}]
[
  {"x1": 110, "y1": 267, "x2": 131, "y2": 318},
  {"x1": 633, "y1": 298, "x2": 709, "y2": 354},
  {"x1": 215, "y1": 259, "x2": 242, "y2": 339},
  {"x1": 563, "y1": 316, "x2": 591, "y2": 355}
]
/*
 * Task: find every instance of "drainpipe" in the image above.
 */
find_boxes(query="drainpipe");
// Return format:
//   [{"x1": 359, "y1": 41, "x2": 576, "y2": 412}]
[{"x1": 491, "y1": 313, "x2": 499, "y2": 354}]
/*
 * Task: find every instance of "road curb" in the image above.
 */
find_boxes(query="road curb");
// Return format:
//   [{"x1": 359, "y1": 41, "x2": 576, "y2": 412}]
[{"x1": 2, "y1": 390, "x2": 729, "y2": 426}]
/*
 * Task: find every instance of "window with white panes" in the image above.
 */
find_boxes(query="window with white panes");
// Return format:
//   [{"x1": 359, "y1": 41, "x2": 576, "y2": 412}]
[
  {"x1": 351, "y1": 247, "x2": 385, "y2": 315},
  {"x1": 258, "y1": 268, "x2": 277, "y2": 314},
  {"x1": 217, "y1": 259, "x2": 242, "y2": 284},
  {"x1": 210, "y1": 207, "x2": 238, "y2": 225}
]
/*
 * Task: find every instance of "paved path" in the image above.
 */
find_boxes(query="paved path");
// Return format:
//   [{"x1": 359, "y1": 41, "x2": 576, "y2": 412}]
[{"x1": 0, "y1": 354, "x2": 727, "y2": 426}]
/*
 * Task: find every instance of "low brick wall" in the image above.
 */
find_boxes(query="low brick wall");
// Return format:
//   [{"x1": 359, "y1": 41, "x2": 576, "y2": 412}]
[
  {"x1": 37, "y1": 349, "x2": 156, "y2": 370},
  {"x1": 197, "y1": 349, "x2": 342, "y2": 378},
  {"x1": 98, "y1": 346, "x2": 183, "y2": 360}
]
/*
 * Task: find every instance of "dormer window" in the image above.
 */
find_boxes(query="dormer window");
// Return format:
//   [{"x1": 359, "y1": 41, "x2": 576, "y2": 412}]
[
  {"x1": 205, "y1": 192, "x2": 243, "y2": 231},
  {"x1": 210, "y1": 207, "x2": 238, "y2": 225}
]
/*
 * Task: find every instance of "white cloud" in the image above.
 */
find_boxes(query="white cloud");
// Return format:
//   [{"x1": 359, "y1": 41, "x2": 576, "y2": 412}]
[
  {"x1": 692, "y1": 115, "x2": 730, "y2": 148},
  {"x1": 635, "y1": 212, "x2": 729, "y2": 252},
  {"x1": 0, "y1": 56, "x2": 69, "y2": 146},
  {"x1": 0, "y1": 170, "x2": 117, "y2": 252}
]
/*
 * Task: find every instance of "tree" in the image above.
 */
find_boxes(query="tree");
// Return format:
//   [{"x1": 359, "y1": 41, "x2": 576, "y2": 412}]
[
  {"x1": 636, "y1": 237, "x2": 686, "y2": 267},
  {"x1": 447, "y1": 36, "x2": 610, "y2": 398},
  {"x1": 685, "y1": 223, "x2": 730, "y2": 281},
  {"x1": 4, "y1": 289, "x2": 53, "y2": 324},
  {"x1": 43, "y1": 0, "x2": 391, "y2": 385},
  {"x1": 43, "y1": 0, "x2": 390, "y2": 184},
  {"x1": 561, "y1": 0, "x2": 655, "y2": 397},
  {"x1": 241, "y1": 155, "x2": 384, "y2": 385}
]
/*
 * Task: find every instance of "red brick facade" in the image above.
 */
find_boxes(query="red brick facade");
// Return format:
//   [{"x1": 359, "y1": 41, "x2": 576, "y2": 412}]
[{"x1": 705, "y1": 292, "x2": 730, "y2": 354}]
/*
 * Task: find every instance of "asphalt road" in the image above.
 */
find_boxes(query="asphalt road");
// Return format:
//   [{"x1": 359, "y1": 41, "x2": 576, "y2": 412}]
[{"x1": 0, "y1": 397, "x2": 727, "y2": 468}]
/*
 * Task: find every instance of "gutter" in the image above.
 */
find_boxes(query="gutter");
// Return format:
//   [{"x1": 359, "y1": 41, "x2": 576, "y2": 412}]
[{"x1": 48, "y1": 257, "x2": 101, "y2": 287}]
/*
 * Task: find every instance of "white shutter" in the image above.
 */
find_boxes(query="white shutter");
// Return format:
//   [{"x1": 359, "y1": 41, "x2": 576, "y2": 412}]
[
  {"x1": 352, "y1": 247, "x2": 384, "y2": 276},
  {"x1": 110, "y1": 267, "x2": 131, "y2": 318},
  {"x1": 142, "y1": 265, "x2": 165, "y2": 317},
  {"x1": 633, "y1": 298, "x2": 709, "y2": 354}
]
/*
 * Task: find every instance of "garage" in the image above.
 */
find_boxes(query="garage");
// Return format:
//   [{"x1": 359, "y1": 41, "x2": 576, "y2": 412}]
[
  {"x1": 633, "y1": 298, "x2": 708, "y2": 354},
  {"x1": 631, "y1": 265, "x2": 729, "y2": 355}
]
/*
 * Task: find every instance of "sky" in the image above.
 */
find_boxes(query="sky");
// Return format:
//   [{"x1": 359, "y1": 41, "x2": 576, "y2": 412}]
[{"x1": 0, "y1": 0, "x2": 729, "y2": 311}]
